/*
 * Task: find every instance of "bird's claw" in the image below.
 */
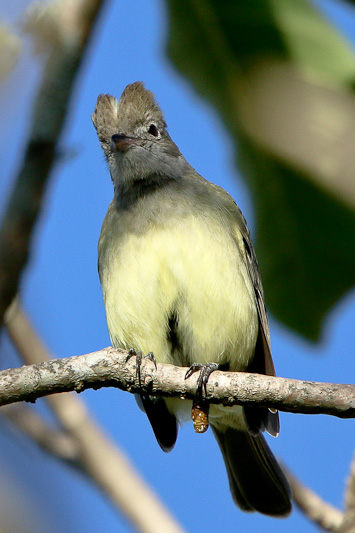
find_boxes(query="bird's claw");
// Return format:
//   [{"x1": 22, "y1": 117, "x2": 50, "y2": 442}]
[
  {"x1": 145, "y1": 351, "x2": 157, "y2": 370},
  {"x1": 185, "y1": 362, "x2": 219, "y2": 399},
  {"x1": 126, "y1": 348, "x2": 157, "y2": 387}
]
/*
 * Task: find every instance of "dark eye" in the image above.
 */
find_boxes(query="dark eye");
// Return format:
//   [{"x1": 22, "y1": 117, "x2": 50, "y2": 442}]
[{"x1": 148, "y1": 124, "x2": 159, "y2": 136}]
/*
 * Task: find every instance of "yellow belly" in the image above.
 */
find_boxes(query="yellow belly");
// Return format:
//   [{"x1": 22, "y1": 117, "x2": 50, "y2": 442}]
[{"x1": 100, "y1": 214, "x2": 258, "y2": 372}]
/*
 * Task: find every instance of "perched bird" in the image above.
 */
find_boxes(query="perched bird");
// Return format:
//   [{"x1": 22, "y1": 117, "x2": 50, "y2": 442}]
[{"x1": 92, "y1": 82, "x2": 292, "y2": 517}]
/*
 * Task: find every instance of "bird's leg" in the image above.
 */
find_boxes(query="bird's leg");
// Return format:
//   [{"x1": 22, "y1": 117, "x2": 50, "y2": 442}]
[
  {"x1": 185, "y1": 362, "x2": 220, "y2": 434},
  {"x1": 126, "y1": 348, "x2": 157, "y2": 388}
]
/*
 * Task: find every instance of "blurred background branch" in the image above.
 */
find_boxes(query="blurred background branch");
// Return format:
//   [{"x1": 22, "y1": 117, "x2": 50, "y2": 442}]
[
  {"x1": 337, "y1": 454, "x2": 355, "y2": 532},
  {"x1": 0, "y1": 0, "x2": 106, "y2": 325},
  {"x1": 4, "y1": 301, "x2": 184, "y2": 533},
  {"x1": 285, "y1": 466, "x2": 343, "y2": 531}
]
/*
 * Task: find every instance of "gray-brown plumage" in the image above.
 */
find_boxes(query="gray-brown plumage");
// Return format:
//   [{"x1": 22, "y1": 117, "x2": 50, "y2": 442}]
[{"x1": 92, "y1": 82, "x2": 292, "y2": 516}]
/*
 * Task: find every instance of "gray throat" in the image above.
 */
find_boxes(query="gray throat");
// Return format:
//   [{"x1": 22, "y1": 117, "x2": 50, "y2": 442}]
[{"x1": 114, "y1": 172, "x2": 182, "y2": 210}]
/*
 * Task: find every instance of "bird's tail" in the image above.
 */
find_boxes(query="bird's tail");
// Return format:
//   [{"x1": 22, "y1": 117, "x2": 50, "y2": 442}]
[{"x1": 211, "y1": 426, "x2": 292, "y2": 517}]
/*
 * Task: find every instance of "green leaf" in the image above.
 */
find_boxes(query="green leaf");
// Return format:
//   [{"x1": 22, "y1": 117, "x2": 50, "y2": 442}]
[{"x1": 166, "y1": 0, "x2": 355, "y2": 340}]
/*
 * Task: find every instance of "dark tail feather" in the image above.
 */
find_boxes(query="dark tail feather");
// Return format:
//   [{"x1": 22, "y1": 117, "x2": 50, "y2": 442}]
[
  {"x1": 211, "y1": 426, "x2": 292, "y2": 517},
  {"x1": 136, "y1": 394, "x2": 178, "y2": 453}
]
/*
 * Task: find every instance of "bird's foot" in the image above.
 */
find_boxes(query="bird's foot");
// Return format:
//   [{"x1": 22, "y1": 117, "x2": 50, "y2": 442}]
[
  {"x1": 126, "y1": 348, "x2": 157, "y2": 387},
  {"x1": 185, "y1": 362, "x2": 219, "y2": 434},
  {"x1": 185, "y1": 362, "x2": 219, "y2": 399}
]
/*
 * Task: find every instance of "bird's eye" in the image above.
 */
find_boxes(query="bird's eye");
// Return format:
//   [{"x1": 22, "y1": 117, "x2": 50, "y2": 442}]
[{"x1": 148, "y1": 124, "x2": 159, "y2": 136}]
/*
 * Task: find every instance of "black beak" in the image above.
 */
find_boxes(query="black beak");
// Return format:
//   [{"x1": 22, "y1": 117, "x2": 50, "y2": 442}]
[{"x1": 111, "y1": 134, "x2": 135, "y2": 152}]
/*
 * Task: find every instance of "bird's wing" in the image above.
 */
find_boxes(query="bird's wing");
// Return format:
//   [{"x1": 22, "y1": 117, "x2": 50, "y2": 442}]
[{"x1": 232, "y1": 208, "x2": 280, "y2": 437}]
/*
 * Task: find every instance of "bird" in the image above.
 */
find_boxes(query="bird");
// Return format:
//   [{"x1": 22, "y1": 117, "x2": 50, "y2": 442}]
[{"x1": 92, "y1": 81, "x2": 292, "y2": 517}]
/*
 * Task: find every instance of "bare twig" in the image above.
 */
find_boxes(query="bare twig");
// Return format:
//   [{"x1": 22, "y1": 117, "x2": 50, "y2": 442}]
[
  {"x1": 285, "y1": 467, "x2": 343, "y2": 531},
  {"x1": 0, "y1": 0, "x2": 106, "y2": 324},
  {"x1": 337, "y1": 454, "x2": 355, "y2": 532},
  {"x1": 5, "y1": 302, "x2": 184, "y2": 533},
  {"x1": 2, "y1": 311, "x2": 355, "y2": 418}
]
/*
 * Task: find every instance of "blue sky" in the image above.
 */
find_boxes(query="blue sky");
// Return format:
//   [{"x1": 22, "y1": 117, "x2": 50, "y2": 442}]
[{"x1": 1, "y1": 1, "x2": 355, "y2": 532}]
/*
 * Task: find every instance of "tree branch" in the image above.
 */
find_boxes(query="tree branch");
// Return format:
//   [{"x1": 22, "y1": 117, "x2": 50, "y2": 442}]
[
  {"x1": 337, "y1": 453, "x2": 355, "y2": 532},
  {"x1": 284, "y1": 466, "x2": 343, "y2": 531},
  {"x1": 0, "y1": 338, "x2": 354, "y2": 418},
  {"x1": 1, "y1": 404, "x2": 81, "y2": 466}
]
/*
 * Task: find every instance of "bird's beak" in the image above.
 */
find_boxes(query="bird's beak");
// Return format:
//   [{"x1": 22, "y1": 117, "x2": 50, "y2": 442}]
[{"x1": 111, "y1": 134, "x2": 135, "y2": 152}]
